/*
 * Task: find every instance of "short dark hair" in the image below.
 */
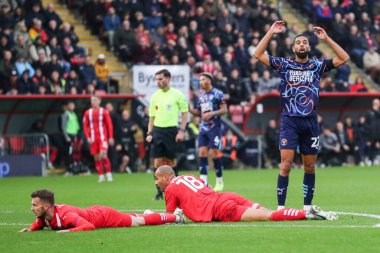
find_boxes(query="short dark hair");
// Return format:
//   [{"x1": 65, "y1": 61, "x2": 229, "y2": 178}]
[
  {"x1": 31, "y1": 189, "x2": 54, "y2": 205},
  {"x1": 293, "y1": 34, "x2": 309, "y2": 45},
  {"x1": 155, "y1": 69, "x2": 171, "y2": 79},
  {"x1": 200, "y1": 72, "x2": 214, "y2": 84}
]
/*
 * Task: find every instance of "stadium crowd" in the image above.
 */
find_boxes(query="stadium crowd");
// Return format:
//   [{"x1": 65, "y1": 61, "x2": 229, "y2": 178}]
[{"x1": 0, "y1": 1, "x2": 378, "y2": 101}]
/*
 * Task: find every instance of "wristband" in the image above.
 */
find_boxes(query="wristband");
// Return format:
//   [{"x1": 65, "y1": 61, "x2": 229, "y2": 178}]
[
  {"x1": 179, "y1": 128, "x2": 186, "y2": 132},
  {"x1": 147, "y1": 132, "x2": 153, "y2": 136}
]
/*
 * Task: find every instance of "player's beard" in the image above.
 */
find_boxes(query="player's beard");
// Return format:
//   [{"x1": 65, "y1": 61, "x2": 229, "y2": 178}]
[{"x1": 295, "y1": 50, "x2": 310, "y2": 59}]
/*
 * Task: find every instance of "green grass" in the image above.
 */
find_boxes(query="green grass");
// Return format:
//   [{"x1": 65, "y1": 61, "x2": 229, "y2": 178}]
[{"x1": 1, "y1": 167, "x2": 379, "y2": 253}]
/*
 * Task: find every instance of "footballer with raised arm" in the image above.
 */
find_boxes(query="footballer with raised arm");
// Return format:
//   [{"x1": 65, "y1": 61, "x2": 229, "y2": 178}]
[
  {"x1": 253, "y1": 21, "x2": 349, "y2": 211},
  {"x1": 19, "y1": 189, "x2": 185, "y2": 233},
  {"x1": 155, "y1": 165, "x2": 338, "y2": 222}
]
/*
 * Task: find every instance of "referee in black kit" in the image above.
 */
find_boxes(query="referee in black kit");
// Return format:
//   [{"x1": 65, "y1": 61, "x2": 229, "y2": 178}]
[{"x1": 146, "y1": 69, "x2": 188, "y2": 200}]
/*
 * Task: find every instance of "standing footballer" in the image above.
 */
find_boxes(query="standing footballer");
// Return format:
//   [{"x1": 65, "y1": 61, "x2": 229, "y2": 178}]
[
  {"x1": 146, "y1": 69, "x2": 188, "y2": 200},
  {"x1": 253, "y1": 21, "x2": 349, "y2": 210},
  {"x1": 83, "y1": 95, "x2": 114, "y2": 182},
  {"x1": 189, "y1": 72, "x2": 228, "y2": 191}
]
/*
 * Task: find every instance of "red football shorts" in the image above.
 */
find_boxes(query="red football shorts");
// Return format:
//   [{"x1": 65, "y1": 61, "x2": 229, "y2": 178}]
[
  {"x1": 213, "y1": 192, "x2": 259, "y2": 222},
  {"x1": 90, "y1": 139, "x2": 108, "y2": 155},
  {"x1": 87, "y1": 206, "x2": 132, "y2": 228}
]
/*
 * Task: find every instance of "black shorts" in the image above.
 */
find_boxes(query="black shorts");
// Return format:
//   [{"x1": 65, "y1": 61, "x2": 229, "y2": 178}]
[{"x1": 152, "y1": 126, "x2": 177, "y2": 159}]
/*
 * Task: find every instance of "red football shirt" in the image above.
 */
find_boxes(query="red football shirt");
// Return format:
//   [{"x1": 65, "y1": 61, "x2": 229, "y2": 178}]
[
  {"x1": 29, "y1": 205, "x2": 131, "y2": 232},
  {"x1": 164, "y1": 175, "x2": 222, "y2": 222},
  {"x1": 83, "y1": 107, "x2": 113, "y2": 142}
]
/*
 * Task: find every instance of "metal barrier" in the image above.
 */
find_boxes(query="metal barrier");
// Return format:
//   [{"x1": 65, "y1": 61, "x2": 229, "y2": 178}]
[{"x1": 0, "y1": 134, "x2": 49, "y2": 177}]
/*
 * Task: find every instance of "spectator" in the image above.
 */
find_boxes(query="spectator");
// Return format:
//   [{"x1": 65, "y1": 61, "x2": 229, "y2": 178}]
[
  {"x1": 30, "y1": 38, "x2": 51, "y2": 62},
  {"x1": 104, "y1": 102, "x2": 121, "y2": 171},
  {"x1": 78, "y1": 56, "x2": 97, "y2": 92},
  {"x1": 344, "y1": 116, "x2": 361, "y2": 165},
  {"x1": 219, "y1": 129, "x2": 239, "y2": 169},
  {"x1": 257, "y1": 70, "x2": 280, "y2": 95},
  {"x1": 315, "y1": 0, "x2": 333, "y2": 29},
  {"x1": 44, "y1": 3, "x2": 62, "y2": 27},
  {"x1": 65, "y1": 70, "x2": 82, "y2": 94},
  {"x1": 0, "y1": 50, "x2": 14, "y2": 84},
  {"x1": 363, "y1": 47, "x2": 380, "y2": 84},
  {"x1": 234, "y1": 37, "x2": 250, "y2": 77},
  {"x1": 221, "y1": 52, "x2": 238, "y2": 78},
  {"x1": 0, "y1": 4, "x2": 16, "y2": 31},
  {"x1": 13, "y1": 34, "x2": 30, "y2": 60},
  {"x1": 15, "y1": 55, "x2": 35, "y2": 77},
  {"x1": 44, "y1": 53, "x2": 65, "y2": 80},
  {"x1": 28, "y1": 19, "x2": 48, "y2": 44},
  {"x1": 365, "y1": 98, "x2": 380, "y2": 165},
  {"x1": 196, "y1": 54, "x2": 216, "y2": 75},
  {"x1": 45, "y1": 19, "x2": 60, "y2": 40},
  {"x1": 47, "y1": 70, "x2": 64, "y2": 95},
  {"x1": 103, "y1": 7, "x2": 121, "y2": 51},
  {"x1": 226, "y1": 68, "x2": 247, "y2": 105},
  {"x1": 176, "y1": 36, "x2": 191, "y2": 63},
  {"x1": 17, "y1": 69, "x2": 36, "y2": 94},
  {"x1": 264, "y1": 119, "x2": 280, "y2": 168},
  {"x1": 356, "y1": 115, "x2": 370, "y2": 166},
  {"x1": 144, "y1": 6, "x2": 163, "y2": 31},
  {"x1": 13, "y1": 21, "x2": 31, "y2": 46},
  {"x1": 209, "y1": 36, "x2": 225, "y2": 63},
  {"x1": 347, "y1": 25, "x2": 368, "y2": 67},
  {"x1": 220, "y1": 23, "x2": 237, "y2": 47},
  {"x1": 0, "y1": 35, "x2": 12, "y2": 57},
  {"x1": 25, "y1": 3, "x2": 45, "y2": 28},
  {"x1": 116, "y1": 109, "x2": 138, "y2": 173},
  {"x1": 94, "y1": 53, "x2": 109, "y2": 91},
  {"x1": 32, "y1": 68, "x2": 49, "y2": 93},
  {"x1": 191, "y1": 33, "x2": 209, "y2": 62},
  {"x1": 132, "y1": 38, "x2": 157, "y2": 64},
  {"x1": 114, "y1": 20, "x2": 136, "y2": 61},
  {"x1": 32, "y1": 53, "x2": 49, "y2": 76},
  {"x1": 349, "y1": 76, "x2": 368, "y2": 92},
  {"x1": 60, "y1": 22, "x2": 80, "y2": 47},
  {"x1": 334, "y1": 121, "x2": 351, "y2": 165},
  {"x1": 47, "y1": 36, "x2": 64, "y2": 60},
  {"x1": 319, "y1": 127, "x2": 341, "y2": 167}
]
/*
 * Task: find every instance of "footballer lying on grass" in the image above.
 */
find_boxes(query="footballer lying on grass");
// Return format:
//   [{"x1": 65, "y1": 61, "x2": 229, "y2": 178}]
[
  {"x1": 19, "y1": 189, "x2": 185, "y2": 233},
  {"x1": 154, "y1": 165, "x2": 338, "y2": 222}
]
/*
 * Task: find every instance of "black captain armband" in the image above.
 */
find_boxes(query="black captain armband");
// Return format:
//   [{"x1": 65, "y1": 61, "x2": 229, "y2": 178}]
[{"x1": 326, "y1": 58, "x2": 335, "y2": 70}]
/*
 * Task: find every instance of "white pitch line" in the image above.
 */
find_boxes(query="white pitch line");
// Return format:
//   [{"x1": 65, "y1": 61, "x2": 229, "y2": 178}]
[
  {"x1": 336, "y1": 212, "x2": 380, "y2": 220},
  {"x1": 180, "y1": 223, "x2": 379, "y2": 229},
  {"x1": 0, "y1": 222, "x2": 29, "y2": 226}
]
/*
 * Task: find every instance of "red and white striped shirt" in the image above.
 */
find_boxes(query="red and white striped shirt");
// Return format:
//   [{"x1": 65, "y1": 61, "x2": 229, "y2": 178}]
[{"x1": 83, "y1": 107, "x2": 113, "y2": 142}]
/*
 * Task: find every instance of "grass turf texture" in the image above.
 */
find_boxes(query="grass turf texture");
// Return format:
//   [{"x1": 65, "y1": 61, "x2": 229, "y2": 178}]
[{"x1": 0, "y1": 166, "x2": 379, "y2": 253}]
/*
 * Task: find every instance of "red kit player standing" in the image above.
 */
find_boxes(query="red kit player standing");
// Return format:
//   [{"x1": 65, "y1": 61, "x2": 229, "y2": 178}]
[
  {"x1": 83, "y1": 95, "x2": 114, "y2": 182},
  {"x1": 155, "y1": 165, "x2": 338, "y2": 222},
  {"x1": 19, "y1": 189, "x2": 185, "y2": 233}
]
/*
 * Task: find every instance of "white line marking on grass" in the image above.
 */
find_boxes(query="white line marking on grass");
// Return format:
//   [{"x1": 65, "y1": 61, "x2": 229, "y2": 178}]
[
  {"x1": 180, "y1": 223, "x2": 378, "y2": 229},
  {"x1": 336, "y1": 212, "x2": 380, "y2": 220},
  {"x1": 0, "y1": 223, "x2": 29, "y2": 226}
]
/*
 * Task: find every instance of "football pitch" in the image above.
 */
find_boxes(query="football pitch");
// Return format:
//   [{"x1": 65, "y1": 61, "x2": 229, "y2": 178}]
[{"x1": 0, "y1": 166, "x2": 379, "y2": 253}]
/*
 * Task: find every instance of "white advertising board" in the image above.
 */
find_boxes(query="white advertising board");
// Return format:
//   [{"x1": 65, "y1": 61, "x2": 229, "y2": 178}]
[{"x1": 132, "y1": 65, "x2": 190, "y2": 103}]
